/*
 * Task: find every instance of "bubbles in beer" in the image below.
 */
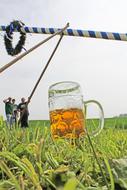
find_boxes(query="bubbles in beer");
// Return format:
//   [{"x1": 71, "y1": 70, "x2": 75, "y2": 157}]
[{"x1": 50, "y1": 108, "x2": 85, "y2": 138}]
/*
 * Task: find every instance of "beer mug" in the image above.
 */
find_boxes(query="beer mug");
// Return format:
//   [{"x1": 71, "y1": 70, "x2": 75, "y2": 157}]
[{"x1": 48, "y1": 81, "x2": 104, "y2": 138}]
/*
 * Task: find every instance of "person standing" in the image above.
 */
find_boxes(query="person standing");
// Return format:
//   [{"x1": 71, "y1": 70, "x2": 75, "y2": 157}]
[
  {"x1": 3, "y1": 97, "x2": 13, "y2": 128},
  {"x1": 18, "y1": 97, "x2": 30, "y2": 128},
  {"x1": 12, "y1": 99, "x2": 18, "y2": 127}
]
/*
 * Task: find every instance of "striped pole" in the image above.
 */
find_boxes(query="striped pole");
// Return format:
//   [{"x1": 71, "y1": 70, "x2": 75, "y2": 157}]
[{"x1": 0, "y1": 25, "x2": 127, "y2": 41}]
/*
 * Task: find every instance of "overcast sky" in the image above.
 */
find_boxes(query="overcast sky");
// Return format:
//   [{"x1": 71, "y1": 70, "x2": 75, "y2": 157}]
[{"x1": 0, "y1": 0, "x2": 127, "y2": 120}]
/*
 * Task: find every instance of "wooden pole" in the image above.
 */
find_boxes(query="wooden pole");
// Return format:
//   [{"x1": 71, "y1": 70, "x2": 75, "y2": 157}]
[{"x1": 18, "y1": 33, "x2": 65, "y2": 124}]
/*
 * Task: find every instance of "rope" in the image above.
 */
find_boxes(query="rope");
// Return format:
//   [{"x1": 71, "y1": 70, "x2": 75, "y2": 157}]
[
  {"x1": 1, "y1": 24, "x2": 127, "y2": 41},
  {"x1": 18, "y1": 33, "x2": 64, "y2": 124},
  {"x1": 0, "y1": 23, "x2": 69, "y2": 74}
]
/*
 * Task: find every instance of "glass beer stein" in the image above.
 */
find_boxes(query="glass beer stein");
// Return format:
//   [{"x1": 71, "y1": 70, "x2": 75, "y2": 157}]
[{"x1": 48, "y1": 81, "x2": 104, "y2": 138}]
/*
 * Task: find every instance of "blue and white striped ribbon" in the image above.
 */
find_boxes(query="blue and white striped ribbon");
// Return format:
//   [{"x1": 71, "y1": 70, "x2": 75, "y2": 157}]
[{"x1": 0, "y1": 25, "x2": 127, "y2": 41}]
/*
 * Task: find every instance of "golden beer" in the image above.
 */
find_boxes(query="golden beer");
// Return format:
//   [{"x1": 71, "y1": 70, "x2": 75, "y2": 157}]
[{"x1": 50, "y1": 108, "x2": 85, "y2": 138}]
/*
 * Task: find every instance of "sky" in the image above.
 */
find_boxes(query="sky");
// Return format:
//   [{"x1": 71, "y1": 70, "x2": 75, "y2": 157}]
[{"x1": 0, "y1": 0, "x2": 127, "y2": 120}]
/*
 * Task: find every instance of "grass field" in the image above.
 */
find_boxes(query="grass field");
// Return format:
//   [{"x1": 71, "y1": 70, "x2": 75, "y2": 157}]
[
  {"x1": 0, "y1": 116, "x2": 127, "y2": 190},
  {"x1": 29, "y1": 116, "x2": 127, "y2": 129}
]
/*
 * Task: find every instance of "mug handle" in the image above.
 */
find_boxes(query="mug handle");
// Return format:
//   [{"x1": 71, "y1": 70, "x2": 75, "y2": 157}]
[{"x1": 84, "y1": 100, "x2": 104, "y2": 137}]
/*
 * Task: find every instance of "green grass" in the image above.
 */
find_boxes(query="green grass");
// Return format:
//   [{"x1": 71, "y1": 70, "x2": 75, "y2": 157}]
[
  {"x1": 30, "y1": 116, "x2": 127, "y2": 129},
  {"x1": 0, "y1": 116, "x2": 127, "y2": 189}
]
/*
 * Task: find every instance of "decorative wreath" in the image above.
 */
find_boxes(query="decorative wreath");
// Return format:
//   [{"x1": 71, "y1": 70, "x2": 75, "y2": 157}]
[{"x1": 4, "y1": 20, "x2": 26, "y2": 56}]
